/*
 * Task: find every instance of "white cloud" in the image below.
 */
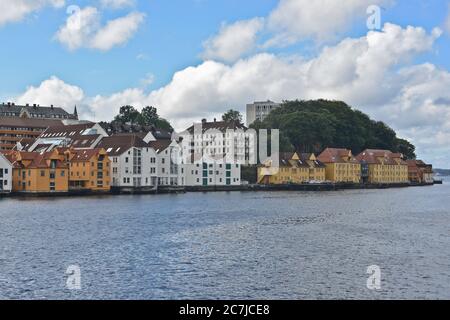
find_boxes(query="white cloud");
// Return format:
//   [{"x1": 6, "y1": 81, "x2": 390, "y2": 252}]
[
  {"x1": 13, "y1": 23, "x2": 450, "y2": 167},
  {"x1": 267, "y1": 0, "x2": 391, "y2": 45},
  {"x1": 100, "y1": 0, "x2": 135, "y2": 9},
  {"x1": 201, "y1": 18, "x2": 265, "y2": 63},
  {"x1": 90, "y1": 12, "x2": 145, "y2": 51},
  {"x1": 0, "y1": 0, "x2": 65, "y2": 27},
  {"x1": 54, "y1": 7, "x2": 145, "y2": 51}
]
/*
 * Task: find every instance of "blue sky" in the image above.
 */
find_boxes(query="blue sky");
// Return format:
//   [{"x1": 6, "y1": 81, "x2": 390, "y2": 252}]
[{"x1": 1, "y1": 0, "x2": 450, "y2": 167}]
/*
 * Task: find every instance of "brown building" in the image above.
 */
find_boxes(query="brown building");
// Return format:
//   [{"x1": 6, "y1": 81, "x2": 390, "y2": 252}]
[
  {"x1": 0, "y1": 118, "x2": 63, "y2": 151},
  {"x1": 406, "y1": 160, "x2": 434, "y2": 184},
  {"x1": 317, "y1": 148, "x2": 361, "y2": 183}
]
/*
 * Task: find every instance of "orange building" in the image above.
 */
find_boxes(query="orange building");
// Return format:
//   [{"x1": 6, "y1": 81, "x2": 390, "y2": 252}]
[
  {"x1": 4, "y1": 149, "x2": 69, "y2": 193},
  {"x1": 61, "y1": 148, "x2": 111, "y2": 192}
]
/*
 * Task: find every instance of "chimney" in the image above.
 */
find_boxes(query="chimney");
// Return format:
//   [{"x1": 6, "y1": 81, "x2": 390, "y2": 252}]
[
  {"x1": 51, "y1": 105, "x2": 54, "y2": 109},
  {"x1": 33, "y1": 104, "x2": 37, "y2": 107},
  {"x1": 214, "y1": 118, "x2": 216, "y2": 122},
  {"x1": 202, "y1": 118, "x2": 207, "y2": 124}
]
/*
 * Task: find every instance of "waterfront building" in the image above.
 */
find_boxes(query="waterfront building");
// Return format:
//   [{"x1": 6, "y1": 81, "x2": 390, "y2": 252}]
[
  {"x1": 0, "y1": 153, "x2": 13, "y2": 193},
  {"x1": 257, "y1": 152, "x2": 326, "y2": 184},
  {"x1": 97, "y1": 135, "x2": 159, "y2": 190},
  {"x1": 406, "y1": 160, "x2": 434, "y2": 184},
  {"x1": 179, "y1": 118, "x2": 250, "y2": 186},
  {"x1": 0, "y1": 118, "x2": 63, "y2": 151},
  {"x1": 61, "y1": 148, "x2": 111, "y2": 192},
  {"x1": 148, "y1": 139, "x2": 182, "y2": 186},
  {"x1": 0, "y1": 102, "x2": 78, "y2": 120},
  {"x1": 356, "y1": 149, "x2": 408, "y2": 184},
  {"x1": 317, "y1": 148, "x2": 361, "y2": 183},
  {"x1": 27, "y1": 123, "x2": 108, "y2": 152},
  {"x1": 246, "y1": 100, "x2": 281, "y2": 126},
  {"x1": 4, "y1": 149, "x2": 69, "y2": 193}
]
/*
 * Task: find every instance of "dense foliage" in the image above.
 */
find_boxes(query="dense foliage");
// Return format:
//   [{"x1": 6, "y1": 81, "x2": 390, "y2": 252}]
[
  {"x1": 250, "y1": 99, "x2": 416, "y2": 159},
  {"x1": 222, "y1": 109, "x2": 243, "y2": 124},
  {"x1": 110, "y1": 105, "x2": 173, "y2": 130}
]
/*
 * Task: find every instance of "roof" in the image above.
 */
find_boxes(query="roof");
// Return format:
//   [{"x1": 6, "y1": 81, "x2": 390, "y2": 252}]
[
  {"x1": 0, "y1": 117, "x2": 64, "y2": 128},
  {"x1": 4, "y1": 150, "x2": 68, "y2": 169},
  {"x1": 185, "y1": 120, "x2": 247, "y2": 134},
  {"x1": 317, "y1": 148, "x2": 359, "y2": 164},
  {"x1": 64, "y1": 148, "x2": 107, "y2": 162},
  {"x1": 97, "y1": 135, "x2": 149, "y2": 156},
  {"x1": 356, "y1": 149, "x2": 407, "y2": 165},
  {"x1": 265, "y1": 152, "x2": 324, "y2": 169},
  {"x1": 148, "y1": 139, "x2": 172, "y2": 154},
  {"x1": 0, "y1": 103, "x2": 77, "y2": 119},
  {"x1": 40, "y1": 123, "x2": 95, "y2": 137}
]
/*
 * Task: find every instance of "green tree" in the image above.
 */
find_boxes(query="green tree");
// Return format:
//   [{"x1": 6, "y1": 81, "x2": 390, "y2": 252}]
[
  {"x1": 222, "y1": 109, "x2": 243, "y2": 124},
  {"x1": 114, "y1": 105, "x2": 140, "y2": 124}
]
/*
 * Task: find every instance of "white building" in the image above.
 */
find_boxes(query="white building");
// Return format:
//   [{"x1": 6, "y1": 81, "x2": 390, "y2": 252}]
[
  {"x1": 97, "y1": 135, "x2": 159, "y2": 190},
  {"x1": 149, "y1": 139, "x2": 183, "y2": 186},
  {"x1": 246, "y1": 100, "x2": 281, "y2": 126},
  {"x1": 0, "y1": 153, "x2": 13, "y2": 193},
  {"x1": 178, "y1": 119, "x2": 253, "y2": 187}
]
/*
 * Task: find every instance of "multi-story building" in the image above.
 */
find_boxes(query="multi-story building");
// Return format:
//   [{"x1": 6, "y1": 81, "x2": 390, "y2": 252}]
[
  {"x1": 356, "y1": 149, "x2": 408, "y2": 184},
  {"x1": 257, "y1": 152, "x2": 325, "y2": 184},
  {"x1": 406, "y1": 160, "x2": 434, "y2": 184},
  {"x1": 97, "y1": 135, "x2": 159, "y2": 191},
  {"x1": 61, "y1": 148, "x2": 111, "y2": 192},
  {"x1": 148, "y1": 139, "x2": 182, "y2": 186},
  {"x1": 4, "y1": 149, "x2": 69, "y2": 193},
  {"x1": 0, "y1": 118, "x2": 63, "y2": 151},
  {"x1": 246, "y1": 100, "x2": 281, "y2": 126},
  {"x1": 0, "y1": 102, "x2": 78, "y2": 120},
  {"x1": 27, "y1": 123, "x2": 107, "y2": 152},
  {"x1": 179, "y1": 119, "x2": 250, "y2": 186},
  {"x1": 0, "y1": 153, "x2": 13, "y2": 193},
  {"x1": 317, "y1": 148, "x2": 361, "y2": 183}
]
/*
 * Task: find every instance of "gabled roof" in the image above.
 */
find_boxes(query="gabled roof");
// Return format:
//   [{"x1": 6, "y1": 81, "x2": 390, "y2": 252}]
[
  {"x1": 4, "y1": 150, "x2": 68, "y2": 169},
  {"x1": 0, "y1": 103, "x2": 77, "y2": 119},
  {"x1": 148, "y1": 139, "x2": 172, "y2": 154},
  {"x1": 317, "y1": 148, "x2": 359, "y2": 164},
  {"x1": 97, "y1": 135, "x2": 149, "y2": 156},
  {"x1": 356, "y1": 149, "x2": 407, "y2": 165},
  {"x1": 63, "y1": 148, "x2": 108, "y2": 162}
]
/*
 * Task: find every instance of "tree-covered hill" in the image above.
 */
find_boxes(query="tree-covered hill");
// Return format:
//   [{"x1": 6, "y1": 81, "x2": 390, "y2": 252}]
[{"x1": 250, "y1": 99, "x2": 416, "y2": 159}]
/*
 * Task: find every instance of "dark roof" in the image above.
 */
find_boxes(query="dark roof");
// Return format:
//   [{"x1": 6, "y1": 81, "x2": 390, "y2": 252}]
[
  {"x1": 97, "y1": 135, "x2": 149, "y2": 156},
  {"x1": 148, "y1": 139, "x2": 172, "y2": 154},
  {"x1": 40, "y1": 123, "x2": 95, "y2": 136},
  {"x1": 0, "y1": 103, "x2": 77, "y2": 119},
  {"x1": 0, "y1": 117, "x2": 64, "y2": 128},
  {"x1": 185, "y1": 120, "x2": 247, "y2": 134}
]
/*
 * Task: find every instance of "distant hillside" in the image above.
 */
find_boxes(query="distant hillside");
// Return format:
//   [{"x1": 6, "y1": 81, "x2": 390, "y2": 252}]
[
  {"x1": 434, "y1": 169, "x2": 450, "y2": 176},
  {"x1": 250, "y1": 99, "x2": 416, "y2": 159}
]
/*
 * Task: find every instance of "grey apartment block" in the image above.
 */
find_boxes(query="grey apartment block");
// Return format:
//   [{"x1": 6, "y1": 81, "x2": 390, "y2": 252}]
[{"x1": 246, "y1": 100, "x2": 281, "y2": 126}]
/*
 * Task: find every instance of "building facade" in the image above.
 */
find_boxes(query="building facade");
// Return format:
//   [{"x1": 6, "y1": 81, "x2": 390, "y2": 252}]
[
  {"x1": 5, "y1": 149, "x2": 69, "y2": 193},
  {"x1": 0, "y1": 153, "x2": 13, "y2": 193},
  {"x1": 98, "y1": 135, "x2": 159, "y2": 190},
  {"x1": 179, "y1": 119, "x2": 250, "y2": 186},
  {"x1": 63, "y1": 148, "x2": 111, "y2": 192},
  {"x1": 0, "y1": 118, "x2": 63, "y2": 151},
  {"x1": 356, "y1": 149, "x2": 408, "y2": 184},
  {"x1": 257, "y1": 152, "x2": 326, "y2": 184},
  {"x1": 317, "y1": 148, "x2": 361, "y2": 183},
  {"x1": 246, "y1": 100, "x2": 281, "y2": 126},
  {"x1": 406, "y1": 160, "x2": 434, "y2": 184}
]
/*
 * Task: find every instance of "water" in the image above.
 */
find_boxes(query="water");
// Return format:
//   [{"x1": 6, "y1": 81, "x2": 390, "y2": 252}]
[{"x1": 0, "y1": 179, "x2": 449, "y2": 300}]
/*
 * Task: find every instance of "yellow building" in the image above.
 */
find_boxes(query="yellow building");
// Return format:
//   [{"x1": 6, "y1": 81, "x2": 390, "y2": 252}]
[
  {"x1": 317, "y1": 148, "x2": 361, "y2": 183},
  {"x1": 4, "y1": 149, "x2": 69, "y2": 193},
  {"x1": 60, "y1": 148, "x2": 111, "y2": 192},
  {"x1": 356, "y1": 149, "x2": 408, "y2": 184},
  {"x1": 257, "y1": 152, "x2": 326, "y2": 184}
]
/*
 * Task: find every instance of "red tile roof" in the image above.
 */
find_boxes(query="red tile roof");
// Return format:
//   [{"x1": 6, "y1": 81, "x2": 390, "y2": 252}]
[{"x1": 317, "y1": 148, "x2": 359, "y2": 164}]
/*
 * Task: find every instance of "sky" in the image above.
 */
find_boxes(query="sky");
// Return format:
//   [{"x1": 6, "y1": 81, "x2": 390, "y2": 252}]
[{"x1": 1, "y1": 0, "x2": 450, "y2": 168}]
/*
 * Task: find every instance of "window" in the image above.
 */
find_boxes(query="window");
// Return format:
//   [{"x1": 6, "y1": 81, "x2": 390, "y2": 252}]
[
  {"x1": 61, "y1": 171, "x2": 65, "y2": 177},
  {"x1": 40, "y1": 170, "x2": 45, "y2": 177}
]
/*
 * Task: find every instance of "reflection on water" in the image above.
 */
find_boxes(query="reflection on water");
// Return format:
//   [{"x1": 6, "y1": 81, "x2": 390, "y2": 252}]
[{"x1": 0, "y1": 179, "x2": 449, "y2": 299}]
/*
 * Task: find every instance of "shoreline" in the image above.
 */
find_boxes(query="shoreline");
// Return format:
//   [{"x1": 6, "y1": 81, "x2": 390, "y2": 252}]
[{"x1": 0, "y1": 181, "x2": 440, "y2": 198}]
